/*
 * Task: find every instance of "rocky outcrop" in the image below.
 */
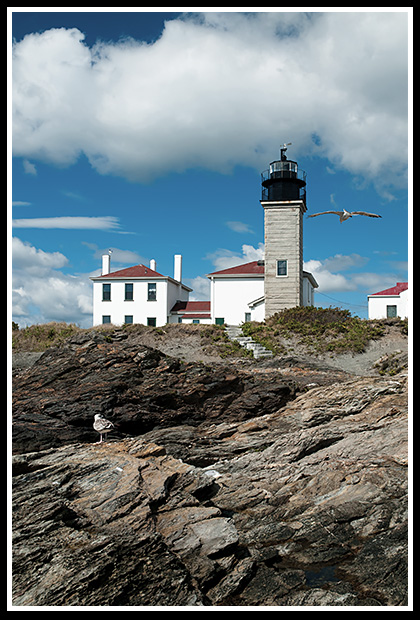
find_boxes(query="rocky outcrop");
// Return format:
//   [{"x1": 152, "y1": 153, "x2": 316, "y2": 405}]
[
  {"x1": 12, "y1": 366, "x2": 408, "y2": 606},
  {"x1": 12, "y1": 331, "x2": 351, "y2": 456}
]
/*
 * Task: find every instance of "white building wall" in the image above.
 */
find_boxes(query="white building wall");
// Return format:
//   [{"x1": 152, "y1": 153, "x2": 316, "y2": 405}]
[
  {"x1": 93, "y1": 280, "x2": 169, "y2": 326},
  {"x1": 211, "y1": 277, "x2": 264, "y2": 325},
  {"x1": 302, "y1": 276, "x2": 315, "y2": 307},
  {"x1": 176, "y1": 317, "x2": 212, "y2": 325},
  {"x1": 166, "y1": 281, "x2": 189, "y2": 321},
  {"x1": 249, "y1": 301, "x2": 265, "y2": 322},
  {"x1": 400, "y1": 289, "x2": 409, "y2": 318},
  {"x1": 93, "y1": 277, "x2": 191, "y2": 326},
  {"x1": 368, "y1": 289, "x2": 408, "y2": 319}
]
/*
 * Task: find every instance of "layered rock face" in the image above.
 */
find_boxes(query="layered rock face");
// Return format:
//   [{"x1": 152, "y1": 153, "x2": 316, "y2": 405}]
[
  {"x1": 11, "y1": 332, "x2": 409, "y2": 607},
  {"x1": 12, "y1": 331, "x2": 301, "y2": 455}
]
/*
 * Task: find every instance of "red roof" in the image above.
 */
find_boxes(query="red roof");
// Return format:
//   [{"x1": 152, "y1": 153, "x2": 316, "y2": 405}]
[
  {"x1": 180, "y1": 314, "x2": 211, "y2": 319},
  {"x1": 97, "y1": 264, "x2": 165, "y2": 278},
  {"x1": 171, "y1": 301, "x2": 211, "y2": 313},
  {"x1": 207, "y1": 260, "x2": 264, "y2": 276},
  {"x1": 371, "y1": 282, "x2": 408, "y2": 296}
]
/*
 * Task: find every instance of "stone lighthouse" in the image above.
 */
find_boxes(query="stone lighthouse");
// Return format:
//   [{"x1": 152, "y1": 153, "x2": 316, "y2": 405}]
[{"x1": 261, "y1": 143, "x2": 308, "y2": 317}]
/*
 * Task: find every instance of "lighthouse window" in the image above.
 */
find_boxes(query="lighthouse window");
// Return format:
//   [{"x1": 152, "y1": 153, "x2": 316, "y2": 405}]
[{"x1": 277, "y1": 260, "x2": 288, "y2": 277}]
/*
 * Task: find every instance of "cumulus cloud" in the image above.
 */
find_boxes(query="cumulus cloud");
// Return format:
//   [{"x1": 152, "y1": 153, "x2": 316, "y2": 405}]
[
  {"x1": 321, "y1": 253, "x2": 369, "y2": 272},
  {"x1": 303, "y1": 252, "x2": 406, "y2": 294},
  {"x1": 185, "y1": 275, "x2": 211, "y2": 301},
  {"x1": 206, "y1": 242, "x2": 265, "y2": 271},
  {"x1": 12, "y1": 236, "x2": 69, "y2": 274},
  {"x1": 304, "y1": 258, "x2": 356, "y2": 292},
  {"x1": 12, "y1": 237, "x2": 92, "y2": 327},
  {"x1": 12, "y1": 12, "x2": 409, "y2": 194}
]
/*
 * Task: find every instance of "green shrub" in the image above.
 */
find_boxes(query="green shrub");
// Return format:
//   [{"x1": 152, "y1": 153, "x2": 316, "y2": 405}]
[
  {"x1": 11, "y1": 322, "x2": 81, "y2": 352},
  {"x1": 242, "y1": 306, "x2": 387, "y2": 355}
]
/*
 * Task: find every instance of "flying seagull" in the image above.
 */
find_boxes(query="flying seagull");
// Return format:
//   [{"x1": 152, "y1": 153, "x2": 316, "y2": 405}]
[
  {"x1": 93, "y1": 413, "x2": 114, "y2": 443},
  {"x1": 308, "y1": 209, "x2": 381, "y2": 223}
]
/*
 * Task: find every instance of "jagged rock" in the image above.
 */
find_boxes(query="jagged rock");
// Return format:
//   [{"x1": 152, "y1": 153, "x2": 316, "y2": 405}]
[
  {"x1": 12, "y1": 373, "x2": 409, "y2": 607},
  {"x1": 12, "y1": 440, "x2": 207, "y2": 606},
  {"x1": 12, "y1": 334, "x2": 308, "y2": 455}
]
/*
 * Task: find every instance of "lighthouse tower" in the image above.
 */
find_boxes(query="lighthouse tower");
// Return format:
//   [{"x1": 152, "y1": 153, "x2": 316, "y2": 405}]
[{"x1": 261, "y1": 144, "x2": 307, "y2": 317}]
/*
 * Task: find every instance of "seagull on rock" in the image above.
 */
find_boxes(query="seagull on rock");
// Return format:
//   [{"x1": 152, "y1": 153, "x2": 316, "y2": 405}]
[
  {"x1": 93, "y1": 414, "x2": 114, "y2": 443},
  {"x1": 308, "y1": 209, "x2": 381, "y2": 223}
]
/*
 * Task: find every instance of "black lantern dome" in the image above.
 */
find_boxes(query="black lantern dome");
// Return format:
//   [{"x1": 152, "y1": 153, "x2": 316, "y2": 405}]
[{"x1": 261, "y1": 143, "x2": 306, "y2": 205}]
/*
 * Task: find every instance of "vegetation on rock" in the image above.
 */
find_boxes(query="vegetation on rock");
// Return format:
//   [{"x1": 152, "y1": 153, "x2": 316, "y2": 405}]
[{"x1": 242, "y1": 306, "x2": 407, "y2": 355}]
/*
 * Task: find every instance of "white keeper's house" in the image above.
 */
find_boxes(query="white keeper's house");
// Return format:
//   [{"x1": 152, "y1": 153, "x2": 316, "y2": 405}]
[
  {"x1": 90, "y1": 145, "x2": 318, "y2": 327},
  {"x1": 91, "y1": 253, "x2": 199, "y2": 327},
  {"x1": 207, "y1": 260, "x2": 317, "y2": 326},
  {"x1": 367, "y1": 282, "x2": 408, "y2": 319}
]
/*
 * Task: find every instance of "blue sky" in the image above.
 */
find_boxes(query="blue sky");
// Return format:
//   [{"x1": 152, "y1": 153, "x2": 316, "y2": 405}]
[{"x1": 10, "y1": 9, "x2": 411, "y2": 327}]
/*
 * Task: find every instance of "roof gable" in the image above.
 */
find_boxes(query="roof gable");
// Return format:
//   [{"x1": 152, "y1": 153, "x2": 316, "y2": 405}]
[
  {"x1": 171, "y1": 301, "x2": 211, "y2": 313},
  {"x1": 207, "y1": 260, "x2": 265, "y2": 277},
  {"x1": 96, "y1": 264, "x2": 165, "y2": 279},
  {"x1": 370, "y1": 282, "x2": 408, "y2": 296},
  {"x1": 91, "y1": 263, "x2": 193, "y2": 291}
]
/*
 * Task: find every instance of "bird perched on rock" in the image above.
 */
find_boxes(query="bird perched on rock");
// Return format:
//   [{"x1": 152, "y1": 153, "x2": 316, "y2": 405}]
[
  {"x1": 93, "y1": 414, "x2": 114, "y2": 443},
  {"x1": 308, "y1": 209, "x2": 381, "y2": 223}
]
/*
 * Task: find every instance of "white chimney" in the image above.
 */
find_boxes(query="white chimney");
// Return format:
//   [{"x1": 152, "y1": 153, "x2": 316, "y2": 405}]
[
  {"x1": 102, "y1": 252, "x2": 111, "y2": 275},
  {"x1": 150, "y1": 259, "x2": 156, "y2": 271},
  {"x1": 174, "y1": 254, "x2": 182, "y2": 282}
]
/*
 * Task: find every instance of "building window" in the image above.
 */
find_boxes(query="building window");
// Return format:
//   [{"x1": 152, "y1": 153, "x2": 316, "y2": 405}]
[
  {"x1": 386, "y1": 305, "x2": 397, "y2": 318},
  {"x1": 192, "y1": 319, "x2": 200, "y2": 324},
  {"x1": 125, "y1": 283, "x2": 133, "y2": 301},
  {"x1": 124, "y1": 315, "x2": 133, "y2": 324},
  {"x1": 147, "y1": 317, "x2": 156, "y2": 327},
  {"x1": 102, "y1": 283, "x2": 111, "y2": 301},
  {"x1": 245, "y1": 313, "x2": 251, "y2": 323},
  {"x1": 102, "y1": 315, "x2": 111, "y2": 324},
  {"x1": 148, "y1": 283, "x2": 157, "y2": 301},
  {"x1": 215, "y1": 318, "x2": 225, "y2": 325},
  {"x1": 277, "y1": 260, "x2": 288, "y2": 277},
  {"x1": 178, "y1": 317, "x2": 183, "y2": 323}
]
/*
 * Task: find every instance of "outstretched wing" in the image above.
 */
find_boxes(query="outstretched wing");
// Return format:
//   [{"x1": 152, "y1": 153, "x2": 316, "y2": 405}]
[
  {"x1": 351, "y1": 211, "x2": 381, "y2": 218},
  {"x1": 307, "y1": 211, "x2": 342, "y2": 218}
]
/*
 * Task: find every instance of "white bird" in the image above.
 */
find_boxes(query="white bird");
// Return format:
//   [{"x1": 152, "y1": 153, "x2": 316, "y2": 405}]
[
  {"x1": 93, "y1": 414, "x2": 114, "y2": 443},
  {"x1": 308, "y1": 209, "x2": 381, "y2": 223}
]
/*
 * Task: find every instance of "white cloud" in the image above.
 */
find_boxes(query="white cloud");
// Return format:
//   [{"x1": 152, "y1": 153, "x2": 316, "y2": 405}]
[
  {"x1": 22, "y1": 159, "x2": 37, "y2": 175},
  {"x1": 350, "y1": 272, "x2": 402, "y2": 293},
  {"x1": 304, "y1": 258, "x2": 356, "y2": 293},
  {"x1": 304, "y1": 253, "x2": 407, "y2": 294},
  {"x1": 321, "y1": 253, "x2": 369, "y2": 272},
  {"x1": 206, "y1": 242, "x2": 265, "y2": 271},
  {"x1": 12, "y1": 216, "x2": 121, "y2": 230},
  {"x1": 82, "y1": 242, "x2": 148, "y2": 267},
  {"x1": 12, "y1": 12, "x2": 409, "y2": 194},
  {"x1": 226, "y1": 221, "x2": 254, "y2": 234},
  {"x1": 12, "y1": 237, "x2": 93, "y2": 327},
  {"x1": 12, "y1": 236, "x2": 68, "y2": 273},
  {"x1": 185, "y1": 276, "x2": 211, "y2": 301}
]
